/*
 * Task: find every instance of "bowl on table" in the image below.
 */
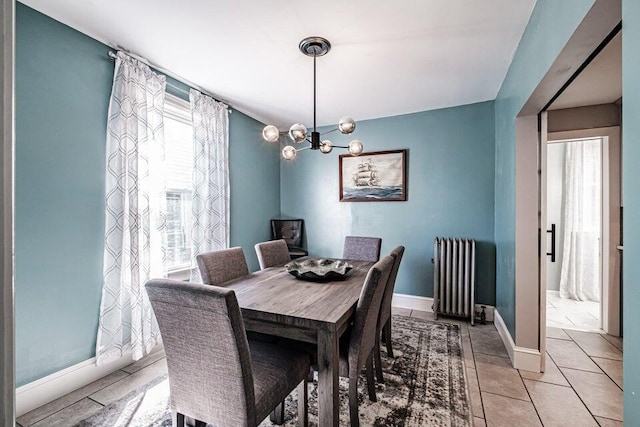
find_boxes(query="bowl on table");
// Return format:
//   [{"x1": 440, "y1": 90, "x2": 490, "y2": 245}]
[{"x1": 285, "y1": 258, "x2": 353, "y2": 282}]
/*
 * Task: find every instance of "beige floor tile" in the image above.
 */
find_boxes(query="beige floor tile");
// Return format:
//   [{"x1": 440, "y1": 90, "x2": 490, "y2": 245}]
[
  {"x1": 546, "y1": 294, "x2": 601, "y2": 331},
  {"x1": 565, "y1": 330, "x2": 623, "y2": 361},
  {"x1": 565, "y1": 311, "x2": 600, "y2": 330},
  {"x1": 121, "y1": 349, "x2": 166, "y2": 374},
  {"x1": 546, "y1": 326, "x2": 572, "y2": 340},
  {"x1": 89, "y1": 358, "x2": 167, "y2": 406},
  {"x1": 592, "y1": 357, "x2": 623, "y2": 389},
  {"x1": 561, "y1": 368, "x2": 623, "y2": 421},
  {"x1": 391, "y1": 306, "x2": 411, "y2": 317},
  {"x1": 474, "y1": 353, "x2": 529, "y2": 401},
  {"x1": 519, "y1": 352, "x2": 569, "y2": 386},
  {"x1": 410, "y1": 309, "x2": 433, "y2": 320},
  {"x1": 546, "y1": 338, "x2": 601, "y2": 372},
  {"x1": 473, "y1": 416, "x2": 486, "y2": 427},
  {"x1": 523, "y1": 379, "x2": 598, "y2": 427},
  {"x1": 469, "y1": 324, "x2": 510, "y2": 359},
  {"x1": 600, "y1": 334, "x2": 623, "y2": 351},
  {"x1": 466, "y1": 367, "x2": 484, "y2": 418},
  {"x1": 30, "y1": 398, "x2": 102, "y2": 427},
  {"x1": 462, "y1": 335, "x2": 475, "y2": 368},
  {"x1": 17, "y1": 369, "x2": 129, "y2": 426},
  {"x1": 594, "y1": 416, "x2": 623, "y2": 426},
  {"x1": 482, "y1": 392, "x2": 541, "y2": 427}
]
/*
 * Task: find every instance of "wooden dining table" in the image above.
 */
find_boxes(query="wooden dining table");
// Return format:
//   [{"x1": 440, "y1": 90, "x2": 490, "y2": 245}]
[{"x1": 222, "y1": 258, "x2": 375, "y2": 427}]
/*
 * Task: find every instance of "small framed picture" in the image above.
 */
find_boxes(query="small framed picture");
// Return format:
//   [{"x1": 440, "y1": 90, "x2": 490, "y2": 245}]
[{"x1": 339, "y1": 149, "x2": 407, "y2": 202}]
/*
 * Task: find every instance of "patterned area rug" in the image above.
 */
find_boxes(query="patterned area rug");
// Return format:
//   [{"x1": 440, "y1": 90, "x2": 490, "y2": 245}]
[{"x1": 76, "y1": 315, "x2": 471, "y2": 426}]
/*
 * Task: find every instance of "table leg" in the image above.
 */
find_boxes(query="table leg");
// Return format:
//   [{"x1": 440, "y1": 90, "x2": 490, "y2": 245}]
[{"x1": 317, "y1": 327, "x2": 339, "y2": 427}]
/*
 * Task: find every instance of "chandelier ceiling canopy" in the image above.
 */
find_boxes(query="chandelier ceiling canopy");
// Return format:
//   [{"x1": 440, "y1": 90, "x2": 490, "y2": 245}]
[{"x1": 262, "y1": 37, "x2": 364, "y2": 160}]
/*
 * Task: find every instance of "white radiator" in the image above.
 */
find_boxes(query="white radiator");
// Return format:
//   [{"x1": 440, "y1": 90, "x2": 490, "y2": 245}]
[{"x1": 433, "y1": 237, "x2": 476, "y2": 325}]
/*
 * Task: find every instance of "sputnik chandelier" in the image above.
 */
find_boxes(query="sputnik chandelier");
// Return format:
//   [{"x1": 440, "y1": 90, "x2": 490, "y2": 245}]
[{"x1": 261, "y1": 37, "x2": 364, "y2": 160}]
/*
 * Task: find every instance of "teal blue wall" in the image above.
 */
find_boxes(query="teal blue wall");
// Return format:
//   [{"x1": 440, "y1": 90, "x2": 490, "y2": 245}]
[
  {"x1": 280, "y1": 101, "x2": 496, "y2": 304},
  {"x1": 229, "y1": 111, "x2": 281, "y2": 269},
  {"x1": 15, "y1": 4, "x2": 279, "y2": 386},
  {"x1": 15, "y1": 4, "x2": 112, "y2": 387},
  {"x1": 623, "y1": 0, "x2": 640, "y2": 418},
  {"x1": 493, "y1": 0, "x2": 595, "y2": 338}
]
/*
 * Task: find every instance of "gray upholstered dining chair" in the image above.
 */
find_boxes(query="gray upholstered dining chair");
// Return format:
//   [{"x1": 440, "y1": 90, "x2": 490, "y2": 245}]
[
  {"x1": 196, "y1": 247, "x2": 249, "y2": 285},
  {"x1": 255, "y1": 239, "x2": 291, "y2": 270},
  {"x1": 343, "y1": 236, "x2": 382, "y2": 262},
  {"x1": 145, "y1": 279, "x2": 310, "y2": 427},
  {"x1": 342, "y1": 255, "x2": 393, "y2": 426},
  {"x1": 283, "y1": 256, "x2": 392, "y2": 426},
  {"x1": 374, "y1": 246, "x2": 405, "y2": 383}
]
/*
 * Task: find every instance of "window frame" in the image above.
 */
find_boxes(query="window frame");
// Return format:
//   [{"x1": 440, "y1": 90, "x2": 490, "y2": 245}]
[{"x1": 163, "y1": 93, "x2": 194, "y2": 280}]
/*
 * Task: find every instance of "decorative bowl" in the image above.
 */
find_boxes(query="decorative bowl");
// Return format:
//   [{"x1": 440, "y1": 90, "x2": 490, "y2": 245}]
[{"x1": 285, "y1": 259, "x2": 353, "y2": 282}]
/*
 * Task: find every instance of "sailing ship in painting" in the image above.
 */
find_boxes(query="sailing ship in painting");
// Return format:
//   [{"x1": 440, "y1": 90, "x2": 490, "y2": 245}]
[
  {"x1": 342, "y1": 152, "x2": 405, "y2": 201},
  {"x1": 352, "y1": 160, "x2": 380, "y2": 187}
]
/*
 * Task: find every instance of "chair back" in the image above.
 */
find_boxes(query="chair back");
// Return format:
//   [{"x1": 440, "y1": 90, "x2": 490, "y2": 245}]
[
  {"x1": 271, "y1": 219, "x2": 304, "y2": 248},
  {"x1": 379, "y1": 246, "x2": 405, "y2": 326},
  {"x1": 255, "y1": 239, "x2": 291, "y2": 270},
  {"x1": 197, "y1": 247, "x2": 249, "y2": 286},
  {"x1": 145, "y1": 279, "x2": 257, "y2": 426},
  {"x1": 343, "y1": 236, "x2": 382, "y2": 262},
  {"x1": 349, "y1": 256, "x2": 394, "y2": 370}
]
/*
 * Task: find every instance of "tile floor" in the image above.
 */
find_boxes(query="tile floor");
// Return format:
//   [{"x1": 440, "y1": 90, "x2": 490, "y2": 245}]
[
  {"x1": 547, "y1": 291, "x2": 601, "y2": 332},
  {"x1": 16, "y1": 308, "x2": 624, "y2": 426}
]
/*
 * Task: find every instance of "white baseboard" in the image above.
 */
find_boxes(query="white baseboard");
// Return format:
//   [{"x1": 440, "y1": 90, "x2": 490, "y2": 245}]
[
  {"x1": 16, "y1": 347, "x2": 162, "y2": 417},
  {"x1": 392, "y1": 293, "x2": 495, "y2": 322},
  {"x1": 494, "y1": 308, "x2": 541, "y2": 372}
]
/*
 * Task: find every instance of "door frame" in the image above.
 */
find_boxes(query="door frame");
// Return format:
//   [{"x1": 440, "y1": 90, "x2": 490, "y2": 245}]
[
  {"x1": 512, "y1": 0, "x2": 620, "y2": 373},
  {"x1": 545, "y1": 127, "x2": 622, "y2": 336}
]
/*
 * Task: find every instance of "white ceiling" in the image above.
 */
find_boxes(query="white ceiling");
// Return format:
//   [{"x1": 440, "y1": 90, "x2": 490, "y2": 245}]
[
  {"x1": 550, "y1": 32, "x2": 622, "y2": 110},
  {"x1": 20, "y1": 0, "x2": 537, "y2": 129}
]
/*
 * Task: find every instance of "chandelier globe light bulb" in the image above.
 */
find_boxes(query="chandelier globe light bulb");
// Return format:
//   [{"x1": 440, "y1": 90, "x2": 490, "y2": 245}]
[
  {"x1": 348, "y1": 140, "x2": 364, "y2": 155},
  {"x1": 282, "y1": 145, "x2": 297, "y2": 160},
  {"x1": 289, "y1": 123, "x2": 308, "y2": 143},
  {"x1": 338, "y1": 116, "x2": 356, "y2": 134},
  {"x1": 320, "y1": 140, "x2": 333, "y2": 154},
  {"x1": 262, "y1": 125, "x2": 280, "y2": 143}
]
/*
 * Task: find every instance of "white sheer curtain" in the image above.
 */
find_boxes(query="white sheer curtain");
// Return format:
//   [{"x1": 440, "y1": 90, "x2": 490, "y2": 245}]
[
  {"x1": 189, "y1": 89, "x2": 230, "y2": 282},
  {"x1": 559, "y1": 138, "x2": 601, "y2": 302},
  {"x1": 96, "y1": 52, "x2": 167, "y2": 365}
]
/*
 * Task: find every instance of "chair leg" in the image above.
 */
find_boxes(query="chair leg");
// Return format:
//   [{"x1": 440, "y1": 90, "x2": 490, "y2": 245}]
[
  {"x1": 349, "y1": 373, "x2": 360, "y2": 427},
  {"x1": 383, "y1": 319, "x2": 394, "y2": 358},
  {"x1": 194, "y1": 421, "x2": 207, "y2": 427},
  {"x1": 173, "y1": 412, "x2": 185, "y2": 427},
  {"x1": 365, "y1": 353, "x2": 377, "y2": 402},
  {"x1": 374, "y1": 330, "x2": 384, "y2": 383},
  {"x1": 297, "y1": 379, "x2": 308, "y2": 427},
  {"x1": 270, "y1": 401, "x2": 285, "y2": 424}
]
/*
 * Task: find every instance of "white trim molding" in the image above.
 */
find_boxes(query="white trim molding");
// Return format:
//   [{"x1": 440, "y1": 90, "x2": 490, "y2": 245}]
[
  {"x1": 15, "y1": 347, "x2": 162, "y2": 417},
  {"x1": 391, "y1": 293, "x2": 495, "y2": 322},
  {"x1": 494, "y1": 308, "x2": 541, "y2": 373}
]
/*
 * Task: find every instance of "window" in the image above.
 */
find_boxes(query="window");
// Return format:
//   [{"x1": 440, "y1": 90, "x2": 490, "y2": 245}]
[{"x1": 164, "y1": 94, "x2": 193, "y2": 271}]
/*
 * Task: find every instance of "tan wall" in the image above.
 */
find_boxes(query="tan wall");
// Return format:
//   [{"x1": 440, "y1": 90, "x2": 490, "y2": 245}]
[{"x1": 548, "y1": 103, "x2": 620, "y2": 132}]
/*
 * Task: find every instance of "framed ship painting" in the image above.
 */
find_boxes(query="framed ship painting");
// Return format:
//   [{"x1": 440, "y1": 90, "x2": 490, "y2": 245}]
[{"x1": 339, "y1": 149, "x2": 407, "y2": 202}]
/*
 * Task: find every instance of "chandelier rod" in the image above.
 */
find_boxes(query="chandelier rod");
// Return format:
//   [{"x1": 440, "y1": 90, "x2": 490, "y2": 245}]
[{"x1": 313, "y1": 51, "x2": 317, "y2": 134}]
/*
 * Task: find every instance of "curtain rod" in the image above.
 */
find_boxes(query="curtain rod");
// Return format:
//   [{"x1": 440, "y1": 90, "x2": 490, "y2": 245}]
[{"x1": 107, "y1": 51, "x2": 232, "y2": 112}]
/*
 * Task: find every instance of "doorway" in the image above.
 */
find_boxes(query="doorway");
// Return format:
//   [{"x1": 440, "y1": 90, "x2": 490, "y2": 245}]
[
  {"x1": 542, "y1": 28, "x2": 622, "y2": 337},
  {"x1": 546, "y1": 137, "x2": 604, "y2": 332}
]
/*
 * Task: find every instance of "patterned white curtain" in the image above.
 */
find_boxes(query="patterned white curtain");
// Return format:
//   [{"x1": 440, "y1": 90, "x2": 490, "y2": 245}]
[
  {"x1": 559, "y1": 139, "x2": 601, "y2": 302},
  {"x1": 96, "y1": 52, "x2": 167, "y2": 365},
  {"x1": 189, "y1": 89, "x2": 230, "y2": 282}
]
